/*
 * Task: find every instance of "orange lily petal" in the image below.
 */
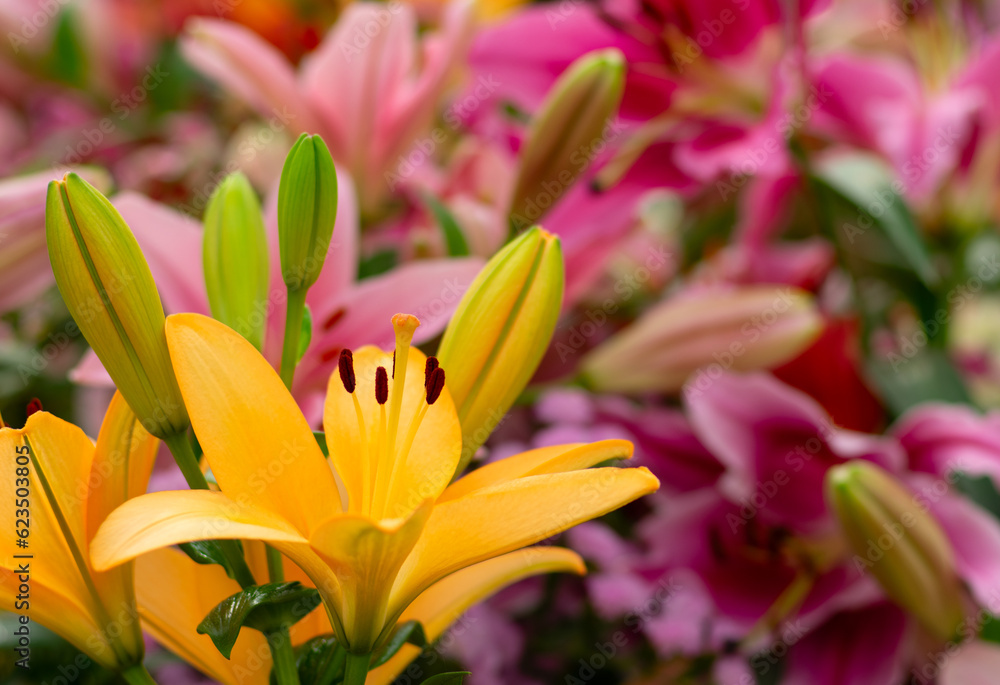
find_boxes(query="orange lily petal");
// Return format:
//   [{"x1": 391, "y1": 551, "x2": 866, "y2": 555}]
[
  {"x1": 440, "y1": 439, "x2": 634, "y2": 503},
  {"x1": 165, "y1": 313, "x2": 341, "y2": 534},
  {"x1": 391, "y1": 467, "x2": 659, "y2": 612},
  {"x1": 135, "y1": 547, "x2": 271, "y2": 685},
  {"x1": 90, "y1": 490, "x2": 306, "y2": 571},
  {"x1": 309, "y1": 501, "x2": 432, "y2": 652},
  {"x1": 368, "y1": 547, "x2": 585, "y2": 685}
]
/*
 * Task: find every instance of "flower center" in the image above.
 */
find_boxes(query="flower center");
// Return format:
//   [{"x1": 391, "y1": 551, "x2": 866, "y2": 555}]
[{"x1": 337, "y1": 314, "x2": 446, "y2": 518}]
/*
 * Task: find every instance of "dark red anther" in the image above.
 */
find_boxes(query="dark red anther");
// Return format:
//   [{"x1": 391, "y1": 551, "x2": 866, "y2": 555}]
[
  {"x1": 338, "y1": 349, "x2": 356, "y2": 393},
  {"x1": 375, "y1": 366, "x2": 389, "y2": 405},
  {"x1": 26, "y1": 398, "x2": 43, "y2": 418},
  {"x1": 425, "y1": 367, "x2": 445, "y2": 405},
  {"x1": 424, "y1": 357, "x2": 439, "y2": 388},
  {"x1": 392, "y1": 350, "x2": 396, "y2": 379}
]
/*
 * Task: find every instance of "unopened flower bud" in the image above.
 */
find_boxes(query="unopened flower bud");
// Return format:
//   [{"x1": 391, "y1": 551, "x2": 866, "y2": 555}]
[
  {"x1": 277, "y1": 133, "x2": 338, "y2": 292},
  {"x1": 826, "y1": 461, "x2": 967, "y2": 642},
  {"x1": 46, "y1": 172, "x2": 189, "y2": 438},
  {"x1": 581, "y1": 286, "x2": 823, "y2": 393},
  {"x1": 509, "y1": 49, "x2": 625, "y2": 228},
  {"x1": 438, "y1": 227, "x2": 564, "y2": 473},
  {"x1": 203, "y1": 172, "x2": 269, "y2": 350}
]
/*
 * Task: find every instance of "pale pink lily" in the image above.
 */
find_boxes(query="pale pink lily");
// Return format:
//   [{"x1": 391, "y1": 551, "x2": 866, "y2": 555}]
[
  {"x1": 72, "y1": 173, "x2": 483, "y2": 419},
  {"x1": 180, "y1": 1, "x2": 474, "y2": 213},
  {"x1": 0, "y1": 167, "x2": 111, "y2": 314}
]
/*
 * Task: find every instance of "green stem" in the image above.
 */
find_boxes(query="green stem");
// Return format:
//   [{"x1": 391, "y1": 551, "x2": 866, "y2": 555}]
[
  {"x1": 163, "y1": 431, "x2": 211, "y2": 491},
  {"x1": 163, "y1": 432, "x2": 256, "y2": 588},
  {"x1": 267, "y1": 546, "x2": 285, "y2": 582},
  {"x1": 164, "y1": 420, "x2": 298, "y2": 685},
  {"x1": 279, "y1": 287, "x2": 308, "y2": 390},
  {"x1": 342, "y1": 652, "x2": 371, "y2": 685},
  {"x1": 267, "y1": 629, "x2": 301, "y2": 685},
  {"x1": 121, "y1": 663, "x2": 158, "y2": 685}
]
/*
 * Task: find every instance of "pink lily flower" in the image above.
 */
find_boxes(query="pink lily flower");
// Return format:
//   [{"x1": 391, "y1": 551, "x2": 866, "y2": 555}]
[
  {"x1": 0, "y1": 167, "x2": 111, "y2": 314},
  {"x1": 72, "y1": 172, "x2": 483, "y2": 419},
  {"x1": 547, "y1": 371, "x2": 1000, "y2": 683},
  {"x1": 180, "y1": 1, "x2": 474, "y2": 213},
  {"x1": 810, "y1": 52, "x2": 980, "y2": 200}
]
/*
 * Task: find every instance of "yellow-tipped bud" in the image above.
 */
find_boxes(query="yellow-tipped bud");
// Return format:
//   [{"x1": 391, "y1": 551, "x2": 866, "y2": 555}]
[
  {"x1": 438, "y1": 227, "x2": 564, "y2": 473},
  {"x1": 580, "y1": 286, "x2": 823, "y2": 394},
  {"x1": 203, "y1": 172, "x2": 269, "y2": 350},
  {"x1": 826, "y1": 461, "x2": 967, "y2": 642},
  {"x1": 45, "y1": 173, "x2": 189, "y2": 438},
  {"x1": 277, "y1": 133, "x2": 338, "y2": 292},
  {"x1": 509, "y1": 48, "x2": 625, "y2": 229}
]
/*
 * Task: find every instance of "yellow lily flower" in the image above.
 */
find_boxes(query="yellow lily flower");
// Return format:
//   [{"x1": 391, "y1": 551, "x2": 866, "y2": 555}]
[
  {"x1": 0, "y1": 393, "x2": 158, "y2": 673},
  {"x1": 91, "y1": 312, "x2": 659, "y2": 659}
]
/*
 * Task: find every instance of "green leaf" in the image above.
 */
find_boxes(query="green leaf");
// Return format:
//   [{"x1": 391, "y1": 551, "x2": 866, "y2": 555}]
[
  {"x1": 370, "y1": 620, "x2": 427, "y2": 669},
  {"x1": 313, "y1": 431, "x2": 329, "y2": 457},
  {"x1": 197, "y1": 582, "x2": 322, "y2": 658},
  {"x1": 953, "y1": 473, "x2": 1000, "y2": 521},
  {"x1": 866, "y1": 348, "x2": 971, "y2": 417},
  {"x1": 178, "y1": 540, "x2": 245, "y2": 583},
  {"x1": 421, "y1": 192, "x2": 470, "y2": 256},
  {"x1": 282, "y1": 634, "x2": 345, "y2": 685},
  {"x1": 48, "y1": 9, "x2": 88, "y2": 89},
  {"x1": 420, "y1": 673, "x2": 471, "y2": 685},
  {"x1": 359, "y1": 249, "x2": 398, "y2": 279},
  {"x1": 813, "y1": 153, "x2": 938, "y2": 287},
  {"x1": 298, "y1": 305, "x2": 313, "y2": 362}
]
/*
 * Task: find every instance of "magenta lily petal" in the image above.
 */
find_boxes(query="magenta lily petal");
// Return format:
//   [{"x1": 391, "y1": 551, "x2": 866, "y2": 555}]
[
  {"x1": 732, "y1": 172, "x2": 799, "y2": 248},
  {"x1": 683, "y1": 372, "x2": 904, "y2": 531},
  {"x1": 812, "y1": 53, "x2": 978, "y2": 197},
  {"x1": 467, "y1": 4, "x2": 626, "y2": 117},
  {"x1": 892, "y1": 403, "x2": 1000, "y2": 485},
  {"x1": 782, "y1": 603, "x2": 909, "y2": 685},
  {"x1": 180, "y1": 18, "x2": 316, "y2": 133},
  {"x1": 923, "y1": 484, "x2": 1000, "y2": 609},
  {"x1": 957, "y1": 36, "x2": 1000, "y2": 131}
]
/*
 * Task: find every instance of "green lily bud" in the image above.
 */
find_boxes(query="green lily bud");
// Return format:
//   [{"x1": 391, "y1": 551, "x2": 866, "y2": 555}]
[
  {"x1": 438, "y1": 227, "x2": 564, "y2": 474},
  {"x1": 203, "y1": 172, "x2": 269, "y2": 350},
  {"x1": 509, "y1": 49, "x2": 625, "y2": 229},
  {"x1": 826, "y1": 461, "x2": 967, "y2": 642},
  {"x1": 46, "y1": 173, "x2": 189, "y2": 439},
  {"x1": 277, "y1": 133, "x2": 338, "y2": 292}
]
